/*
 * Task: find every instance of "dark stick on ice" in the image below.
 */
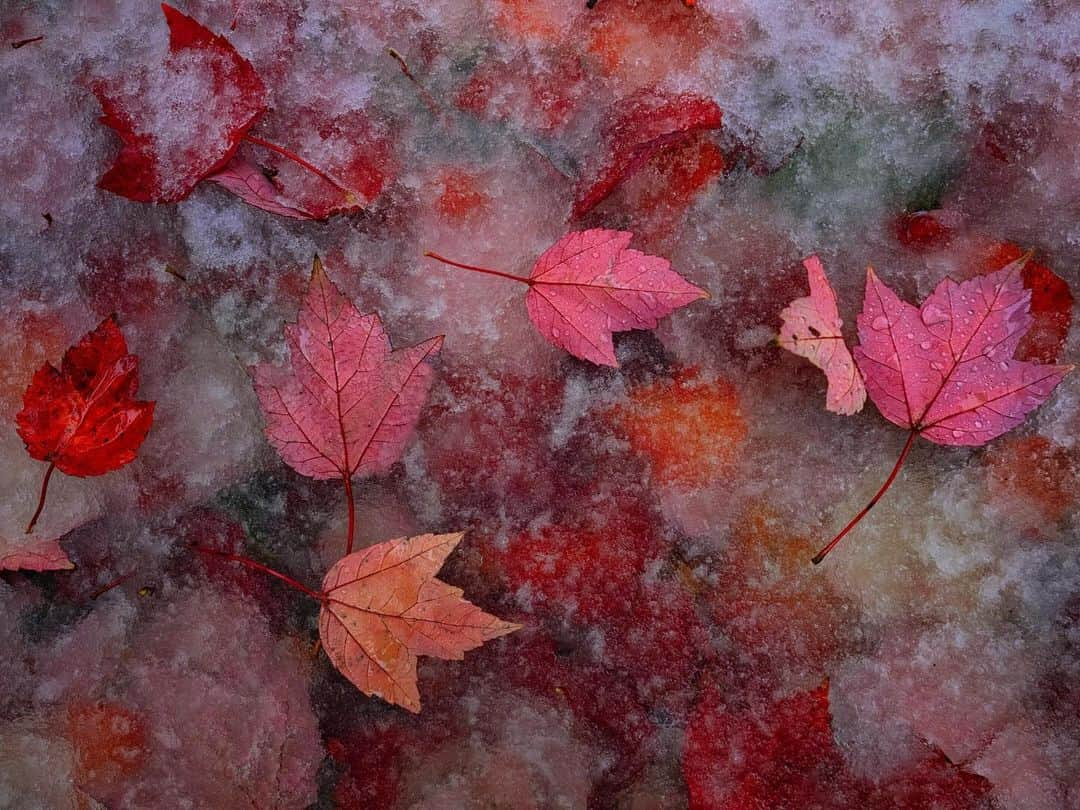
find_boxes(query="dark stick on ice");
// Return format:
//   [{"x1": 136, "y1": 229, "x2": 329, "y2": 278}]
[
  {"x1": 11, "y1": 36, "x2": 44, "y2": 49},
  {"x1": 387, "y1": 48, "x2": 442, "y2": 116}
]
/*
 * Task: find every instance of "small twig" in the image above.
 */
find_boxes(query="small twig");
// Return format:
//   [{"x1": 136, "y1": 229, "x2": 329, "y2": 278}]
[
  {"x1": 387, "y1": 47, "x2": 443, "y2": 117},
  {"x1": 90, "y1": 569, "x2": 137, "y2": 600}
]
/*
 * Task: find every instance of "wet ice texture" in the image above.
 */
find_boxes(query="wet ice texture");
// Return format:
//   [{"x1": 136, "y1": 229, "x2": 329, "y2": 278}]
[{"x1": 1, "y1": 0, "x2": 1078, "y2": 807}]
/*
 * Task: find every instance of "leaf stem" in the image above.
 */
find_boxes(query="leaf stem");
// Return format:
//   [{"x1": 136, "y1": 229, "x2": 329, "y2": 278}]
[
  {"x1": 343, "y1": 475, "x2": 356, "y2": 556},
  {"x1": 192, "y1": 546, "x2": 324, "y2": 602},
  {"x1": 242, "y1": 133, "x2": 355, "y2": 199},
  {"x1": 811, "y1": 429, "x2": 918, "y2": 565},
  {"x1": 90, "y1": 569, "x2": 136, "y2": 600},
  {"x1": 25, "y1": 462, "x2": 56, "y2": 535},
  {"x1": 423, "y1": 251, "x2": 533, "y2": 285}
]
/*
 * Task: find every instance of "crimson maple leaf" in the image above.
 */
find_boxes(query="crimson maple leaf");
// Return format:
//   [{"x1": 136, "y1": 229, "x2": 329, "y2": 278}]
[
  {"x1": 813, "y1": 255, "x2": 1071, "y2": 563},
  {"x1": 15, "y1": 315, "x2": 154, "y2": 539},
  {"x1": 425, "y1": 229, "x2": 708, "y2": 367},
  {"x1": 252, "y1": 257, "x2": 443, "y2": 554}
]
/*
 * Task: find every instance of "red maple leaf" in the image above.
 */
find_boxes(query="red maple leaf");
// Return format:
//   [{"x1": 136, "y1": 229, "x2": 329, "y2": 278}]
[
  {"x1": 425, "y1": 229, "x2": 708, "y2": 367},
  {"x1": 252, "y1": 257, "x2": 442, "y2": 555},
  {"x1": 94, "y1": 5, "x2": 375, "y2": 217},
  {"x1": 15, "y1": 315, "x2": 154, "y2": 540},
  {"x1": 571, "y1": 89, "x2": 723, "y2": 219},
  {"x1": 94, "y1": 4, "x2": 267, "y2": 203},
  {"x1": 813, "y1": 255, "x2": 1071, "y2": 563},
  {"x1": 684, "y1": 681, "x2": 994, "y2": 809}
]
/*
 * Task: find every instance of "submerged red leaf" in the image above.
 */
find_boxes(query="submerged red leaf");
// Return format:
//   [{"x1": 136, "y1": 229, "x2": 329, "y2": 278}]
[
  {"x1": 94, "y1": 3, "x2": 267, "y2": 202},
  {"x1": 319, "y1": 532, "x2": 519, "y2": 712},
  {"x1": 982, "y1": 243, "x2": 1073, "y2": 365},
  {"x1": 684, "y1": 681, "x2": 994, "y2": 809},
  {"x1": 572, "y1": 89, "x2": 723, "y2": 218}
]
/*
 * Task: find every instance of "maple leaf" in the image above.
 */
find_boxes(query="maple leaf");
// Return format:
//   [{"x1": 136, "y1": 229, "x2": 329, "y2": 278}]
[
  {"x1": 94, "y1": 4, "x2": 268, "y2": 203},
  {"x1": 319, "y1": 532, "x2": 520, "y2": 712},
  {"x1": 15, "y1": 315, "x2": 154, "y2": 538},
  {"x1": 813, "y1": 255, "x2": 1072, "y2": 563},
  {"x1": 206, "y1": 157, "x2": 315, "y2": 219},
  {"x1": 778, "y1": 255, "x2": 866, "y2": 415},
  {"x1": 95, "y1": 6, "x2": 365, "y2": 216},
  {"x1": 684, "y1": 681, "x2": 994, "y2": 810},
  {"x1": 0, "y1": 533, "x2": 73, "y2": 573},
  {"x1": 425, "y1": 229, "x2": 708, "y2": 367},
  {"x1": 572, "y1": 89, "x2": 723, "y2": 219},
  {"x1": 252, "y1": 257, "x2": 443, "y2": 553}
]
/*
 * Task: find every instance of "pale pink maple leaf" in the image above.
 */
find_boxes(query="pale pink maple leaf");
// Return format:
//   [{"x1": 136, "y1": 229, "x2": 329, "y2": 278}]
[
  {"x1": 778, "y1": 255, "x2": 866, "y2": 415},
  {"x1": 208, "y1": 157, "x2": 316, "y2": 219},
  {"x1": 425, "y1": 229, "x2": 708, "y2": 367},
  {"x1": 0, "y1": 535, "x2": 72, "y2": 572},
  {"x1": 319, "y1": 532, "x2": 520, "y2": 712},
  {"x1": 252, "y1": 257, "x2": 442, "y2": 553}
]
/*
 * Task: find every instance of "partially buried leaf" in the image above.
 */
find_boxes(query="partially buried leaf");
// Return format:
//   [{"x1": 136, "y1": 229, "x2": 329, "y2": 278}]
[
  {"x1": 525, "y1": 229, "x2": 708, "y2": 367},
  {"x1": 319, "y1": 532, "x2": 520, "y2": 712},
  {"x1": 683, "y1": 680, "x2": 993, "y2": 810},
  {"x1": 778, "y1": 255, "x2": 866, "y2": 415},
  {"x1": 572, "y1": 89, "x2": 723, "y2": 219},
  {"x1": 0, "y1": 534, "x2": 73, "y2": 572},
  {"x1": 855, "y1": 256, "x2": 1071, "y2": 446},
  {"x1": 252, "y1": 257, "x2": 443, "y2": 482},
  {"x1": 94, "y1": 4, "x2": 267, "y2": 203},
  {"x1": 207, "y1": 157, "x2": 315, "y2": 220}
]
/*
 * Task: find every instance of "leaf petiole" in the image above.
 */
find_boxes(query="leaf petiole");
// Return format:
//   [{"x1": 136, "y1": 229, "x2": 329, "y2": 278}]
[
  {"x1": 25, "y1": 462, "x2": 56, "y2": 535},
  {"x1": 423, "y1": 251, "x2": 533, "y2": 285},
  {"x1": 191, "y1": 546, "x2": 325, "y2": 602},
  {"x1": 811, "y1": 429, "x2": 918, "y2": 564},
  {"x1": 242, "y1": 133, "x2": 356, "y2": 201}
]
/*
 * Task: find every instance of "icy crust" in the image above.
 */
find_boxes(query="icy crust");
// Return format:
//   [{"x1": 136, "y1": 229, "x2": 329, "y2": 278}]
[
  {"x1": 21, "y1": 586, "x2": 322, "y2": 808},
  {"x1": 0, "y1": 0, "x2": 1079, "y2": 807}
]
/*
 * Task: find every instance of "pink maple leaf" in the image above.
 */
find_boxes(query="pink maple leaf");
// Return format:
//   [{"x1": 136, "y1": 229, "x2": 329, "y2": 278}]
[
  {"x1": 207, "y1": 157, "x2": 316, "y2": 219},
  {"x1": 813, "y1": 255, "x2": 1072, "y2": 563},
  {"x1": 778, "y1": 255, "x2": 866, "y2": 415},
  {"x1": 252, "y1": 257, "x2": 442, "y2": 555},
  {"x1": 425, "y1": 229, "x2": 708, "y2": 367}
]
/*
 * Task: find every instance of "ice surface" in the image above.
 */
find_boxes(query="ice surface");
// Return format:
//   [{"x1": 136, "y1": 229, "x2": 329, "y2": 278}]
[{"x1": 1, "y1": 0, "x2": 1078, "y2": 806}]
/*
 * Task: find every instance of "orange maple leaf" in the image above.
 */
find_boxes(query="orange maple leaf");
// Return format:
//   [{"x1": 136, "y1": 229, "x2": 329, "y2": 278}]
[{"x1": 319, "y1": 532, "x2": 520, "y2": 712}]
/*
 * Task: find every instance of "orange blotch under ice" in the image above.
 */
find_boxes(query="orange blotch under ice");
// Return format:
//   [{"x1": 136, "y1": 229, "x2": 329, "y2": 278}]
[{"x1": 614, "y1": 369, "x2": 747, "y2": 488}]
